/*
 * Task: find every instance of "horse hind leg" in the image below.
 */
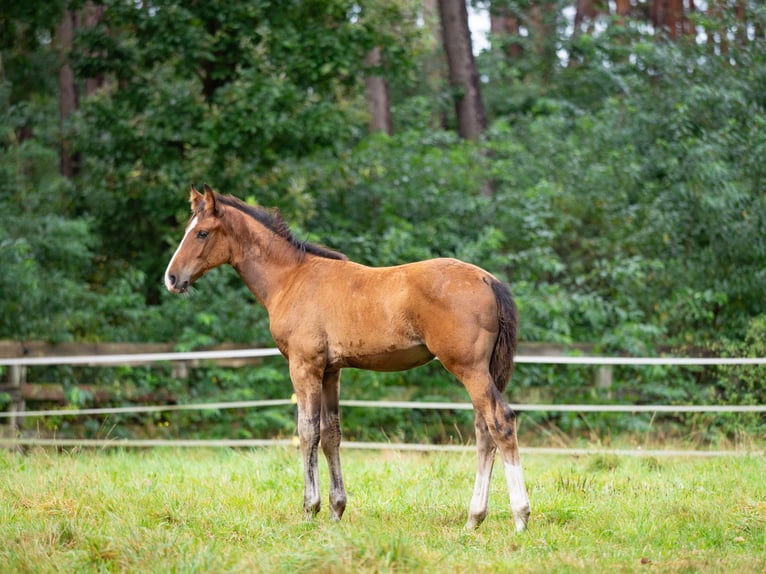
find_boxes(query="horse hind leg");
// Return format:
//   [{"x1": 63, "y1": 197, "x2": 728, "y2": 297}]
[
  {"x1": 320, "y1": 370, "x2": 347, "y2": 520},
  {"x1": 466, "y1": 412, "x2": 497, "y2": 529},
  {"x1": 490, "y1": 387, "x2": 531, "y2": 532},
  {"x1": 463, "y1": 373, "x2": 531, "y2": 532}
]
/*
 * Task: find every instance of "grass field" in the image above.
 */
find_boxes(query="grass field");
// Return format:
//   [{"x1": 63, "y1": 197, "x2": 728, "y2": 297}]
[{"x1": 0, "y1": 446, "x2": 764, "y2": 573}]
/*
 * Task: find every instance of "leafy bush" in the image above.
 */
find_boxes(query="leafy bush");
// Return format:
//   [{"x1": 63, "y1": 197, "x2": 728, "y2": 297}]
[{"x1": 3, "y1": 2, "x2": 765, "y2": 443}]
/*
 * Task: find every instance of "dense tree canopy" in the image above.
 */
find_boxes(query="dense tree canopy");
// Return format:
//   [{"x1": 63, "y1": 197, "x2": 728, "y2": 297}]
[
  {"x1": 2, "y1": 0, "x2": 765, "y2": 442},
  {"x1": 1, "y1": 0, "x2": 765, "y2": 353}
]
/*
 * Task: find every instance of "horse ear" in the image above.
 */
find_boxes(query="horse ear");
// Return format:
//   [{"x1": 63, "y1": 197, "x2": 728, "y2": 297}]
[
  {"x1": 190, "y1": 184, "x2": 205, "y2": 213},
  {"x1": 202, "y1": 183, "x2": 221, "y2": 216}
]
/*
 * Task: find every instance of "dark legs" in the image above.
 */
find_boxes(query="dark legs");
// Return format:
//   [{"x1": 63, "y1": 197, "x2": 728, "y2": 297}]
[
  {"x1": 321, "y1": 370, "x2": 347, "y2": 520},
  {"x1": 291, "y1": 361, "x2": 347, "y2": 521},
  {"x1": 466, "y1": 412, "x2": 497, "y2": 529},
  {"x1": 291, "y1": 351, "x2": 529, "y2": 531},
  {"x1": 291, "y1": 360, "x2": 322, "y2": 519},
  {"x1": 475, "y1": 384, "x2": 530, "y2": 532},
  {"x1": 445, "y1": 363, "x2": 531, "y2": 532}
]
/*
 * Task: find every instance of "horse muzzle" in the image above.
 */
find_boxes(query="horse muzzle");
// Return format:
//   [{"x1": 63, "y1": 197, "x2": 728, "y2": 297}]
[{"x1": 165, "y1": 272, "x2": 190, "y2": 293}]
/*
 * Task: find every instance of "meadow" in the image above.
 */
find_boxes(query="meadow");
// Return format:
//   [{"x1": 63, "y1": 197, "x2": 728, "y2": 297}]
[{"x1": 0, "y1": 447, "x2": 764, "y2": 573}]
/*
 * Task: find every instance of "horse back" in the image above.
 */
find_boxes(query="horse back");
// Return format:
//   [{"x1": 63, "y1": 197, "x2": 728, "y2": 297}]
[{"x1": 269, "y1": 257, "x2": 506, "y2": 372}]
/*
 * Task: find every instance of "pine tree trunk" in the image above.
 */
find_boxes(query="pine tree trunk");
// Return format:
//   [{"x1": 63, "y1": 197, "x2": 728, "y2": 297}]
[
  {"x1": 423, "y1": 0, "x2": 449, "y2": 129},
  {"x1": 364, "y1": 46, "x2": 392, "y2": 135},
  {"x1": 83, "y1": 3, "x2": 106, "y2": 96},
  {"x1": 56, "y1": 10, "x2": 79, "y2": 179},
  {"x1": 490, "y1": 2, "x2": 522, "y2": 58},
  {"x1": 615, "y1": 0, "x2": 630, "y2": 23},
  {"x1": 438, "y1": 0, "x2": 486, "y2": 141},
  {"x1": 574, "y1": 0, "x2": 599, "y2": 32}
]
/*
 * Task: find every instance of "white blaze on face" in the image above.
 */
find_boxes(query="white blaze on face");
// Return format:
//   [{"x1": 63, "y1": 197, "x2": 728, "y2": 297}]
[{"x1": 164, "y1": 216, "x2": 198, "y2": 291}]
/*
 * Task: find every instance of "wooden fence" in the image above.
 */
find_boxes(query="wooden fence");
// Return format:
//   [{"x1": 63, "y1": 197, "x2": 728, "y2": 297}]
[
  {"x1": 0, "y1": 341, "x2": 277, "y2": 431},
  {"x1": 0, "y1": 340, "x2": 605, "y2": 430},
  {"x1": 2, "y1": 341, "x2": 764, "y2": 455}
]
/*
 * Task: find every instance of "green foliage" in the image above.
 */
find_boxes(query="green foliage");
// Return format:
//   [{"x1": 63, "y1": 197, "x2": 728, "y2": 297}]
[
  {"x1": 717, "y1": 316, "x2": 766, "y2": 407},
  {"x1": 67, "y1": 0, "x2": 424, "y2": 305},
  {"x1": 0, "y1": 118, "x2": 97, "y2": 340},
  {"x1": 1, "y1": 1, "x2": 765, "y2": 442},
  {"x1": 691, "y1": 315, "x2": 766, "y2": 441},
  {"x1": 478, "y1": 31, "x2": 766, "y2": 347},
  {"x1": 257, "y1": 130, "x2": 495, "y2": 267}
]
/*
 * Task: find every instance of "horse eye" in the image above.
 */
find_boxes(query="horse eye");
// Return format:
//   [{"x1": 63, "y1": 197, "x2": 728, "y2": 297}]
[{"x1": 197, "y1": 230, "x2": 208, "y2": 239}]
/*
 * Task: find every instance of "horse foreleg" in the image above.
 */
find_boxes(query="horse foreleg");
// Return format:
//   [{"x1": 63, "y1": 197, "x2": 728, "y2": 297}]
[
  {"x1": 466, "y1": 412, "x2": 497, "y2": 529},
  {"x1": 320, "y1": 369, "x2": 347, "y2": 521},
  {"x1": 291, "y1": 362, "x2": 323, "y2": 520}
]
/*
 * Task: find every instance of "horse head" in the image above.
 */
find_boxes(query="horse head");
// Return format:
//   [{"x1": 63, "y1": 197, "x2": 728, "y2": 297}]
[{"x1": 164, "y1": 184, "x2": 231, "y2": 293}]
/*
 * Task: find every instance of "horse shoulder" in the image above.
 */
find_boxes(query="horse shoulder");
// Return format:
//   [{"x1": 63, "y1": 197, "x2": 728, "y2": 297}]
[{"x1": 267, "y1": 258, "x2": 361, "y2": 355}]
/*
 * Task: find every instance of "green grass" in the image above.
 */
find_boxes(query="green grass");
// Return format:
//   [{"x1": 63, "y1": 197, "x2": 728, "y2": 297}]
[{"x1": 0, "y1": 447, "x2": 764, "y2": 573}]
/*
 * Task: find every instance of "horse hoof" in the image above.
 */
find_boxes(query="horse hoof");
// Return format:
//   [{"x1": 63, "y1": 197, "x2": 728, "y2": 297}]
[
  {"x1": 465, "y1": 512, "x2": 486, "y2": 530},
  {"x1": 513, "y1": 505, "x2": 531, "y2": 533}
]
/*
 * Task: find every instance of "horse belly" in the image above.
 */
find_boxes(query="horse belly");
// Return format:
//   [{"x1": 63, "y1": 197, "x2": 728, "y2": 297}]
[{"x1": 341, "y1": 344, "x2": 434, "y2": 372}]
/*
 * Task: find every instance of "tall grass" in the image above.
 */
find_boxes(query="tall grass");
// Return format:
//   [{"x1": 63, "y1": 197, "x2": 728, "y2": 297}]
[{"x1": 0, "y1": 447, "x2": 763, "y2": 573}]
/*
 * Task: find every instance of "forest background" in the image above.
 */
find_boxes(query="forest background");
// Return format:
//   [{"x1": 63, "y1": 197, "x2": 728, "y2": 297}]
[{"x1": 1, "y1": 0, "x2": 765, "y2": 445}]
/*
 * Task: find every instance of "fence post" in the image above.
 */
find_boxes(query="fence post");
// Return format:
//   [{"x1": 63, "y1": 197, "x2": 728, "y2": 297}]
[
  {"x1": 3, "y1": 364, "x2": 26, "y2": 437},
  {"x1": 595, "y1": 365, "x2": 613, "y2": 399},
  {"x1": 172, "y1": 361, "x2": 190, "y2": 380}
]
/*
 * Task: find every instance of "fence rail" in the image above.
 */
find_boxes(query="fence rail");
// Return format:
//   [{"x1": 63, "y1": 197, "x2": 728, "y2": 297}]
[
  {"x1": 1, "y1": 342, "x2": 764, "y2": 456},
  {"x1": 0, "y1": 436, "x2": 760, "y2": 458},
  {"x1": 1, "y1": 398, "x2": 765, "y2": 420},
  {"x1": 3, "y1": 346, "x2": 766, "y2": 367},
  {"x1": 0, "y1": 347, "x2": 281, "y2": 367}
]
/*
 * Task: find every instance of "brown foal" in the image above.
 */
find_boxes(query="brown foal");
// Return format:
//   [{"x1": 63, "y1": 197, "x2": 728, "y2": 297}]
[{"x1": 164, "y1": 185, "x2": 530, "y2": 531}]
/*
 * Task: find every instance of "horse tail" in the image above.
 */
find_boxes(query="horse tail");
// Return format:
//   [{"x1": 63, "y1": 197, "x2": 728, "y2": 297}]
[{"x1": 489, "y1": 278, "x2": 519, "y2": 393}]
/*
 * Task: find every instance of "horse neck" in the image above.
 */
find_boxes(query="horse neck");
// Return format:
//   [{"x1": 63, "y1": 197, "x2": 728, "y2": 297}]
[{"x1": 227, "y1": 213, "x2": 303, "y2": 309}]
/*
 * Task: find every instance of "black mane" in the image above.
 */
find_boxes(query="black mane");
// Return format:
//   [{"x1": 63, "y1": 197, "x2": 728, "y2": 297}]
[{"x1": 216, "y1": 193, "x2": 347, "y2": 261}]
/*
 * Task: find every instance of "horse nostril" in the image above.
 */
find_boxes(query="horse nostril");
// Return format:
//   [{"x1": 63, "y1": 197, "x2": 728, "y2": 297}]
[{"x1": 168, "y1": 274, "x2": 177, "y2": 287}]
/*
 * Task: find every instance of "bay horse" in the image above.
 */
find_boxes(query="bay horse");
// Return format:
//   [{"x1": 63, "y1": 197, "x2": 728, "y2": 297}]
[{"x1": 164, "y1": 184, "x2": 531, "y2": 532}]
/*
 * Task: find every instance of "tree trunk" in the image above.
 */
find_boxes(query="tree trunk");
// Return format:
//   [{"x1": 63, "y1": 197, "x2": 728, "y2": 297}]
[
  {"x1": 490, "y1": 2, "x2": 522, "y2": 58},
  {"x1": 651, "y1": 0, "x2": 688, "y2": 39},
  {"x1": 56, "y1": 10, "x2": 79, "y2": 179},
  {"x1": 667, "y1": 0, "x2": 684, "y2": 38},
  {"x1": 423, "y1": 0, "x2": 449, "y2": 129},
  {"x1": 615, "y1": 0, "x2": 630, "y2": 16},
  {"x1": 438, "y1": 0, "x2": 486, "y2": 141},
  {"x1": 527, "y1": 1, "x2": 558, "y2": 77},
  {"x1": 735, "y1": 0, "x2": 747, "y2": 45},
  {"x1": 706, "y1": 1, "x2": 728, "y2": 54},
  {"x1": 83, "y1": 3, "x2": 107, "y2": 96},
  {"x1": 615, "y1": 0, "x2": 630, "y2": 25},
  {"x1": 574, "y1": 0, "x2": 600, "y2": 33},
  {"x1": 684, "y1": 0, "x2": 696, "y2": 37},
  {"x1": 364, "y1": 46, "x2": 392, "y2": 135}
]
